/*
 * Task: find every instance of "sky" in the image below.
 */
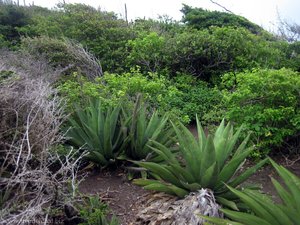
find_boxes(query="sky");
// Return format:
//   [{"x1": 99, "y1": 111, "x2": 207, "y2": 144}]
[{"x1": 30, "y1": 0, "x2": 300, "y2": 30}]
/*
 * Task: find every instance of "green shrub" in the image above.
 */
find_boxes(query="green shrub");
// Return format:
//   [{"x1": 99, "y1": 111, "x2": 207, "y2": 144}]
[
  {"x1": 203, "y1": 159, "x2": 300, "y2": 225},
  {"x1": 20, "y1": 3, "x2": 132, "y2": 72},
  {"x1": 133, "y1": 118, "x2": 267, "y2": 208},
  {"x1": 66, "y1": 98, "x2": 126, "y2": 167},
  {"x1": 126, "y1": 32, "x2": 166, "y2": 72},
  {"x1": 123, "y1": 95, "x2": 175, "y2": 161},
  {"x1": 58, "y1": 68, "x2": 171, "y2": 110},
  {"x1": 223, "y1": 68, "x2": 300, "y2": 155},
  {"x1": 163, "y1": 27, "x2": 285, "y2": 82},
  {"x1": 21, "y1": 36, "x2": 103, "y2": 78},
  {"x1": 58, "y1": 70, "x2": 220, "y2": 124},
  {"x1": 166, "y1": 73, "x2": 222, "y2": 123}
]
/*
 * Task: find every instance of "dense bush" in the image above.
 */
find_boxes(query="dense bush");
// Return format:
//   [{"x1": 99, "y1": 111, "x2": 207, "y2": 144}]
[
  {"x1": 137, "y1": 27, "x2": 285, "y2": 82},
  {"x1": 181, "y1": 4, "x2": 263, "y2": 34},
  {"x1": 223, "y1": 68, "x2": 300, "y2": 154},
  {"x1": 58, "y1": 70, "x2": 220, "y2": 123},
  {"x1": 0, "y1": 3, "x2": 31, "y2": 47},
  {"x1": 126, "y1": 32, "x2": 166, "y2": 72},
  {"x1": 57, "y1": 68, "x2": 171, "y2": 111},
  {"x1": 166, "y1": 74, "x2": 222, "y2": 123},
  {"x1": 20, "y1": 3, "x2": 132, "y2": 72},
  {"x1": 21, "y1": 36, "x2": 103, "y2": 78}
]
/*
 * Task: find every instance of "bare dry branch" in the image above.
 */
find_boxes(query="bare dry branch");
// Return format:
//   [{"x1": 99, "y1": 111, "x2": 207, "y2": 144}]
[
  {"x1": 210, "y1": 0, "x2": 233, "y2": 14},
  {"x1": 0, "y1": 51, "x2": 86, "y2": 224}
]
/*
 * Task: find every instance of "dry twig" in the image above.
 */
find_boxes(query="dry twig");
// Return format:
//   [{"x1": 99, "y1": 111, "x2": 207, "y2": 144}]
[{"x1": 0, "y1": 51, "x2": 85, "y2": 225}]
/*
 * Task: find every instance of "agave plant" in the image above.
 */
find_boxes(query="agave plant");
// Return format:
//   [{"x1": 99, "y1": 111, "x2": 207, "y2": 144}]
[
  {"x1": 123, "y1": 95, "x2": 175, "y2": 161},
  {"x1": 66, "y1": 98, "x2": 126, "y2": 167},
  {"x1": 133, "y1": 117, "x2": 267, "y2": 208},
  {"x1": 203, "y1": 159, "x2": 300, "y2": 225}
]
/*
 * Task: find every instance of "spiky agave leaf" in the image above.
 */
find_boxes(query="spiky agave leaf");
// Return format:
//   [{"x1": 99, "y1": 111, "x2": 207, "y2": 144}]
[
  {"x1": 133, "y1": 117, "x2": 267, "y2": 208},
  {"x1": 124, "y1": 94, "x2": 175, "y2": 161},
  {"x1": 66, "y1": 98, "x2": 125, "y2": 167},
  {"x1": 203, "y1": 160, "x2": 300, "y2": 225}
]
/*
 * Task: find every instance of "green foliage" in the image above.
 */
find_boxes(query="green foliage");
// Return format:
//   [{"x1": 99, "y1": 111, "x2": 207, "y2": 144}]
[
  {"x1": 0, "y1": 34, "x2": 10, "y2": 48},
  {"x1": 126, "y1": 32, "x2": 166, "y2": 72},
  {"x1": 21, "y1": 36, "x2": 103, "y2": 79},
  {"x1": 132, "y1": 16, "x2": 180, "y2": 34},
  {"x1": 203, "y1": 159, "x2": 300, "y2": 225},
  {"x1": 66, "y1": 98, "x2": 126, "y2": 167},
  {"x1": 162, "y1": 26, "x2": 285, "y2": 82},
  {"x1": 21, "y1": 36, "x2": 75, "y2": 68},
  {"x1": 58, "y1": 73, "x2": 106, "y2": 109},
  {"x1": 181, "y1": 4, "x2": 263, "y2": 34},
  {"x1": 123, "y1": 95, "x2": 175, "y2": 161},
  {"x1": 58, "y1": 68, "x2": 172, "y2": 112},
  {"x1": 79, "y1": 196, "x2": 119, "y2": 225},
  {"x1": 58, "y1": 70, "x2": 219, "y2": 124},
  {"x1": 0, "y1": 70, "x2": 15, "y2": 84},
  {"x1": 166, "y1": 74, "x2": 222, "y2": 122},
  {"x1": 223, "y1": 68, "x2": 300, "y2": 154},
  {"x1": 280, "y1": 41, "x2": 300, "y2": 71},
  {"x1": 0, "y1": 3, "x2": 31, "y2": 47},
  {"x1": 133, "y1": 118, "x2": 267, "y2": 208},
  {"x1": 21, "y1": 3, "x2": 132, "y2": 72}
]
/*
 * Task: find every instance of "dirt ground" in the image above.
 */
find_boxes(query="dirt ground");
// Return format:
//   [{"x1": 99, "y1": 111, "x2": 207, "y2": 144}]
[
  {"x1": 79, "y1": 124, "x2": 300, "y2": 224},
  {"x1": 79, "y1": 167, "x2": 149, "y2": 224},
  {"x1": 79, "y1": 156, "x2": 300, "y2": 224}
]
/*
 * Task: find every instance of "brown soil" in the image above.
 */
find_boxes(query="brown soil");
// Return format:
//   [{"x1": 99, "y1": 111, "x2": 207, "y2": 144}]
[
  {"x1": 246, "y1": 155, "x2": 300, "y2": 202},
  {"x1": 79, "y1": 168, "x2": 149, "y2": 224},
  {"x1": 79, "y1": 124, "x2": 300, "y2": 224},
  {"x1": 79, "y1": 157, "x2": 300, "y2": 224}
]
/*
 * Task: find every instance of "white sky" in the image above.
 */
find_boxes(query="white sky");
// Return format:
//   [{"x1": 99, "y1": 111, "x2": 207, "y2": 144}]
[{"x1": 30, "y1": 0, "x2": 300, "y2": 30}]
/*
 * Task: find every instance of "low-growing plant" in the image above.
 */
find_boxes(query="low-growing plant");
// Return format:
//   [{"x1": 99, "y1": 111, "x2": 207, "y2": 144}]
[
  {"x1": 123, "y1": 95, "x2": 175, "y2": 161},
  {"x1": 133, "y1": 118, "x2": 268, "y2": 209},
  {"x1": 66, "y1": 98, "x2": 126, "y2": 167},
  {"x1": 79, "y1": 196, "x2": 119, "y2": 225},
  {"x1": 203, "y1": 159, "x2": 300, "y2": 225}
]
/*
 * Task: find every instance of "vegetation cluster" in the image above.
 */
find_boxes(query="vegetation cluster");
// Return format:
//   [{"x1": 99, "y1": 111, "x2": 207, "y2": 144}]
[{"x1": 0, "y1": 1, "x2": 300, "y2": 224}]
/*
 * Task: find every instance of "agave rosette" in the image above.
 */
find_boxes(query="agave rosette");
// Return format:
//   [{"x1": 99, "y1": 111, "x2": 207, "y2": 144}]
[{"x1": 134, "y1": 117, "x2": 267, "y2": 208}]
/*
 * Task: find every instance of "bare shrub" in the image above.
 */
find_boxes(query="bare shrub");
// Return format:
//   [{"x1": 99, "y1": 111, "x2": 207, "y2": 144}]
[{"x1": 0, "y1": 51, "x2": 85, "y2": 224}]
